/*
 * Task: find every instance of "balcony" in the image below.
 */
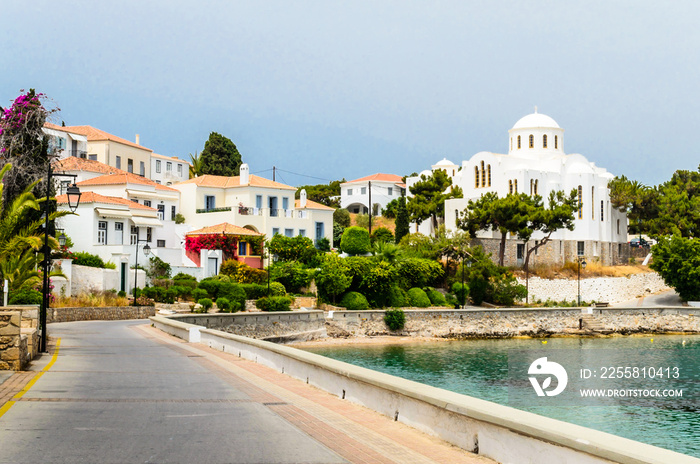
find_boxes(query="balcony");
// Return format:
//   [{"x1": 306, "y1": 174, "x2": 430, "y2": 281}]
[
  {"x1": 196, "y1": 206, "x2": 232, "y2": 214},
  {"x1": 238, "y1": 206, "x2": 263, "y2": 216},
  {"x1": 70, "y1": 150, "x2": 88, "y2": 158}
]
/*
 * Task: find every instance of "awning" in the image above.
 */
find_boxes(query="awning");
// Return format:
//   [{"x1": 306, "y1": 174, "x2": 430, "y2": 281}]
[
  {"x1": 126, "y1": 189, "x2": 177, "y2": 201},
  {"x1": 131, "y1": 216, "x2": 164, "y2": 227},
  {"x1": 95, "y1": 208, "x2": 132, "y2": 219},
  {"x1": 132, "y1": 210, "x2": 159, "y2": 218}
]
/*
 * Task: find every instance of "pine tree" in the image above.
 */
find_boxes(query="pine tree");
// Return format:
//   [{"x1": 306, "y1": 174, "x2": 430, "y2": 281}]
[
  {"x1": 394, "y1": 196, "x2": 409, "y2": 244},
  {"x1": 199, "y1": 132, "x2": 242, "y2": 177}
]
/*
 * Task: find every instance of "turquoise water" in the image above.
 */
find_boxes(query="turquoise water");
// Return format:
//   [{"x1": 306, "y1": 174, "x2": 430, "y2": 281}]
[{"x1": 303, "y1": 335, "x2": 700, "y2": 457}]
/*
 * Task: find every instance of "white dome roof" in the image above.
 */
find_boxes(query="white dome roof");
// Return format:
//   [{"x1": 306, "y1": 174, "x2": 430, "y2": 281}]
[
  {"x1": 512, "y1": 112, "x2": 560, "y2": 130},
  {"x1": 434, "y1": 158, "x2": 455, "y2": 166}
]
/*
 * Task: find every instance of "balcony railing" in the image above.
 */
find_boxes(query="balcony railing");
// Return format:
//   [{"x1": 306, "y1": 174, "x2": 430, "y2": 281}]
[
  {"x1": 238, "y1": 206, "x2": 263, "y2": 216},
  {"x1": 69, "y1": 150, "x2": 87, "y2": 158},
  {"x1": 194, "y1": 205, "x2": 310, "y2": 218},
  {"x1": 196, "y1": 206, "x2": 232, "y2": 214}
]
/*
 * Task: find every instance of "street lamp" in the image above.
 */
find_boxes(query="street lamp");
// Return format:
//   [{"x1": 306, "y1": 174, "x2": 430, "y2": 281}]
[
  {"x1": 577, "y1": 256, "x2": 587, "y2": 306},
  {"x1": 133, "y1": 239, "x2": 151, "y2": 304},
  {"x1": 40, "y1": 166, "x2": 81, "y2": 353}
]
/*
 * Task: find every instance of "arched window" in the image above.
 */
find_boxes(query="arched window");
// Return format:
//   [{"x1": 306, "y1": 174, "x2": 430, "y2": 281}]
[
  {"x1": 530, "y1": 179, "x2": 534, "y2": 195},
  {"x1": 543, "y1": 134, "x2": 547, "y2": 148},
  {"x1": 534, "y1": 179, "x2": 538, "y2": 195},
  {"x1": 514, "y1": 179, "x2": 518, "y2": 193},
  {"x1": 555, "y1": 135, "x2": 558, "y2": 149},
  {"x1": 474, "y1": 166, "x2": 479, "y2": 188},
  {"x1": 578, "y1": 185, "x2": 583, "y2": 219},
  {"x1": 517, "y1": 135, "x2": 521, "y2": 149},
  {"x1": 529, "y1": 134, "x2": 534, "y2": 148},
  {"x1": 487, "y1": 165, "x2": 491, "y2": 186},
  {"x1": 510, "y1": 138, "x2": 513, "y2": 151},
  {"x1": 601, "y1": 200, "x2": 604, "y2": 222},
  {"x1": 509, "y1": 180, "x2": 513, "y2": 194},
  {"x1": 481, "y1": 161, "x2": 485, "y2": 187}
]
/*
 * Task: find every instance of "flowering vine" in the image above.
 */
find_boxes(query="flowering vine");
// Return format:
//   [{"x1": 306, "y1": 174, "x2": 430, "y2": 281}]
[{"x1": 185, "y1": 234, "x2": 239, "y2": 258}]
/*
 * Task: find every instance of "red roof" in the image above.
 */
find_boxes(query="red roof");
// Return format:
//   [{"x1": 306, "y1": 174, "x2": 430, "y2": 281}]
[
  {"x1": 58, "y1": 125, "x2": 152, "y2": 151},
  {"x1": 177, "y1": 174, "x2": 296, "y2": 190},
  {"x1": 186, "y1": 223, "x2": 261, "y2": 236},
  {"x1": 54, "y1": 156, "x2": 127, "y2": 176},
  {"x1": 56, "y1": 191, "x2": 156, "y2": 211},
  {"x1": 77, "y1": 173, "x2": 178, "y2": 192},
  {"x1": 342, "y1": 173, "x2": 403, "y2": 185},
  {"x1": 295, "y1": 199, "x2": 335, "y2": 211}
]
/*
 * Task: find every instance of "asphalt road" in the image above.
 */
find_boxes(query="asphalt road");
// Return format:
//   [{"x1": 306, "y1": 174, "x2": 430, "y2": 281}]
[
  {"x1": 0, "y1": 320, "x2": 347, "y2": 464},
  {"x1": 612, "y1": 289, "x2": 683, "y2": 307}
]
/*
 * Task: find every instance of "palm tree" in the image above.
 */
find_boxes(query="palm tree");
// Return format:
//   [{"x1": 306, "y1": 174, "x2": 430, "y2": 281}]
[{"x1": 189, "y1": 151, "x2": 202, "y2": 178}]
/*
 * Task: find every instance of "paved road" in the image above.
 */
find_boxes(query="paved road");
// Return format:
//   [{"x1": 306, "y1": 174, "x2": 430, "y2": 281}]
[
  {"x1": 0, "y1": 320, "x2": 488, "y2": 464},
  {"x1": 612, "y1": 289, "x2": 683, "y2": 307}
]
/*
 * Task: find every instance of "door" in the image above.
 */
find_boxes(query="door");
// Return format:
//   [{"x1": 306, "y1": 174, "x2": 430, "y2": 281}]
[
  {"x1": 517, "y1": 243, "x2": 525, "y2": 266},
  {"x1": 207, "y1": 257, "x2": 218, "y2": 277},
  {"x1": 120, "y1": 262, "x2": 127, "y2": 292},
  {"x1": 268, "y1": 196, "x2": 278, "y2": 216}
]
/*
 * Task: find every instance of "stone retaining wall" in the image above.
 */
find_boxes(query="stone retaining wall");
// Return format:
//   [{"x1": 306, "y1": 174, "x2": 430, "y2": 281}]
[
  {"x1": 47, "y1": 306, "x2": 156, "y2": 323},
  {"x1": 328, "y1": 308, "x2": 700, "y2": 338},
  {"x1": 0, "y1": 311, "x2": 24, "y2": 370},
  {"x1": 518, "y1": 272, "x2": 670, "y2": 304},
  {"x1": 171, "y1": 311, "x2": 326, "y2": 342}
]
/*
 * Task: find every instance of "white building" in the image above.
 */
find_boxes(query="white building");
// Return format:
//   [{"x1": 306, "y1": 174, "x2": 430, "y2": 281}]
[
  {"x1": 43, "y1": 123, "x2": 89, "y2": 159},
  {"x1": 172, "y1": 164, "x2": 334, "y2": 245},
  {"x1": 151, "y1": 153, "x2": 190, "y2": 185},
  {"x1": 407, "y1": 110, "x2": 628, "y2": 266},
  {"x1": 340, "y1": 173, "x2": 405, "y2": 214}
]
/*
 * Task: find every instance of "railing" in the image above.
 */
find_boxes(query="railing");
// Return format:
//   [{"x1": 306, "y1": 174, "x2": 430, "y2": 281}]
[
  {"x1": 196, "y1": 206, "x2": 232, "y2": 214},
  {"x1": 69, "y1": 150, "x2": 87, "y2": 158},
  {"x1": 238, "y1": 206, "x2": 263, "y2": 216}
]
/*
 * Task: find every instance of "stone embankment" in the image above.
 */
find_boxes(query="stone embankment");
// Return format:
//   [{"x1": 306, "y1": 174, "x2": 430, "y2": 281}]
[
  {"x1": 47, "y1": 306, "x2": 155, "y2": 323},
  {"x1": 327, "y1": 308, "x2": 700, "y2": 339},
  {"x1": 517, "y1": 272, "x2": 669, "y2": 304}
]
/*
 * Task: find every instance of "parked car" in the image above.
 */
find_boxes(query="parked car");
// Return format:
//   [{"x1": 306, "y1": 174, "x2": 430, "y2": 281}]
[{"x1": 629, "y1": 237, "x2": 650, "y2": 248}]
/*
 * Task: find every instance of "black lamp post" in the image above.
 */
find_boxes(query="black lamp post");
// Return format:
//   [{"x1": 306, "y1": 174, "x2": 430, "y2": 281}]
[
  {"x1": 40, "y1": 167, "x2": 81, "y2": 353},
  {"x1": 132, "y1": 239, "x2": 151, "y2": 304},
  {"x1": 577, "y1": 256, "x2": 587, "y2": 306}
]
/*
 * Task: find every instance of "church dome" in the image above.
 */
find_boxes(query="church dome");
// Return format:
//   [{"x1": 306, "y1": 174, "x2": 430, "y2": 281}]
[
  {"x1": 512, "y1": 112, "x2": 560, "y2": 130},
  {"x1": 434, "y1": 158, "x2": 455, "y2": 166}
]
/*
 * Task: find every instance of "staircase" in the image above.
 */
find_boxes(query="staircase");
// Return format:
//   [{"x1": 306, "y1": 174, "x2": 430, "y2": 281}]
[{"x1": 580, "y1": 313, "x2": 607, "y2": 333}]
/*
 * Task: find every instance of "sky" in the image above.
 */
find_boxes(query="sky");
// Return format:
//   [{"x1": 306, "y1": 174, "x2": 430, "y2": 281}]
[{"x1": 2, "y1": 0, "x2": 699, "y2": 188}]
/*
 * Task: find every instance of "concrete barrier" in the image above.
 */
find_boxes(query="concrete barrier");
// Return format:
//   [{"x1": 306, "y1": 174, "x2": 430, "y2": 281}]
[{"x1": 150, "y1": 315, "x2": 699, "y2": 464}]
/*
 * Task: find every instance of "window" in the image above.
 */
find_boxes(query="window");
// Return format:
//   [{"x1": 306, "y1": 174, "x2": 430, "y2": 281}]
[
  {"x1": 156, "y1": 160, "x2": 161, "y2": 173},
  {"x1": 481, "y1": 161, "x2": 485, "y2": 187},
  {"x1": 298, "y1": 229, "x2": 306, "y2": 237},
  {"x1": 284, "y1": 228, "x2": 294, "y2": 237},
  {"x1": 601, "y1": 200, "x2": 604, "y2": 222},
  {"x1": 530, "y1": 179, "x2": 534, "y2": 195},
  {"x1": 144, "y1": 200, "x2": 151, "y2": 207},
  {"x1": 131, "y1": 199, "x2": 139, "y2": 203},
  {"x1": 282, "y1": 197, "x2": 289, "y2": 210},
  {"x1": 157, "y1": 204, "x2": 165, "y2": 220},
  {"x1": 517, "y1": 244, "x2": 525, "y2": 260},
  {"x1": 487, "y1": 165, "x2": 491, "y2": 186},
  {"x1": 361, "y1": 187, "x2": 366, "y2": 195},
  {"x1": 98, "y1": 221, "x2": 107, "y2": 245},
  {"x1": 577, "y1": 241, "x2": 585, "y2": 256},
  {"x1": 116, "y1": 156, "x2": 121, "y2": 169},
  {"x1": 127, "y1": 159, "x2": 133, "y2": 173},
  {"x1": 543, "y1": 134, "x2": 547, "y2": 148},
  {"x1": 535, "y1": 240, "x2": 538, "y2": 255},
  {"x1": 534, "y1": 179, "x2": 538, "y2": 195},
  {"x1": 514, "y1": 179, "x2": 518, "y2": 193},
  {"x1": 509, "y1": 180, "x2": 513, "y2": 194},
  {"x1": 272, "y1": 228, "x2": 280, "y2": 236},
  {"x1": 315, "y1": 222, "x2": 325, "y2": 244},
  {"x1": 474, "y1": 166, "x2": 479, "y2": 188},
  {"x1": 578, "y1": 185, "x2": 583, "y2": 219},
  {"x1": 140, "y1": 161, "x2": 145, "y2": 176},
  {"x1": 555, "y1": 135, "x2": 558, "y2": 149},
  {"x1": 146, "y1": 227, "x2": 152, "y2": 242},
  {"x1": 388, "y1": 187, "x2": 393, "y2": 196},
  {"x1": 115, "y1": 222, "x2": 123, "y2": 244},
  {"x1": 592, "y1": 187, "x2": 595, "y2": 220},
  {"x1": 131, "y1": 226, "x2": 138, "y2": 245},
  {"x1": 517, "y1": 135, "x2": 521, "y2": 149},
  {"x1": 529, "y1": 134, "x2": 534, "y2": 148},
  {"x1": 256, "y1": 195, "x2": 263, "y2": 209},
  {"x1": 86, "y1": 154, "x2": 96, "y2": 161},
  {"x1": 157, "y1": 239, "x2": 166, "y2": 248},
  {"x1": 617, "y1": 219, "x2": 620, "y2": 235},
  {"x1": 205, "y1": 195, "x2": 215, "y2": 210},
  {"x1": 238, "y1": 241, "x2": 247, "y2": 256},
  {"x1": 166, "y1": 162, "x2": 172, "y2": 172},
  {"x1": 171, "y1": 206, "x2": 176, "y2": 221},
  {"x1": 177, "y1": 164, "x2": 182, "y2": 175}
]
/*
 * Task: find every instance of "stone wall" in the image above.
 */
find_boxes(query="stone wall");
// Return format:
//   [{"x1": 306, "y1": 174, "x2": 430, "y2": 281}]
[
  {"x1": 0, "y1": 311, "x2": 24, "y2": 370},
  {"x1": 47, "y1": 306, "x2": 156, "y2": 323},
  {"x1": 327, "y1": 308, "x2": 700, "y2": 338},
  {"x1": 518, "y1": 272, "x2": 670, "y2": 304},
  {"x1": 171, "y1": 311, "x2": 326, "y2": 342}
]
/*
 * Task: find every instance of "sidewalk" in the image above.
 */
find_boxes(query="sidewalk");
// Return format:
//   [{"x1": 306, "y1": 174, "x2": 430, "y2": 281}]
[{"x1": 138, "y1": 324, "x2": 494, "y2": 464}]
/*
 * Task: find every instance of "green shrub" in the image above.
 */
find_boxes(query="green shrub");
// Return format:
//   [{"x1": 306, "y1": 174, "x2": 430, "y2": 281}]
[
  {"x1": 450, "y1": 282, "x2": 469, "y2": 306},
  {"x1": 333, "y1": 208, "x2": 351, "y2": 228},
  {"x1": 198, "y1": 298, "x2": 213, "y2": 311},
  {"x1": 216, "y1": 297, "x2": 231, "y2": 312},
  {"x1": 270, "y1": 261, "x2": 312, "y2": 293},
  {"x1": 425, "y1": 288, "x2": 447, "y2": 306},
  {"x1": 268, "y1": 235, "x2": 318, "y2": 264},
  {"x1": 117, "y1": 290, "x2": 127, "y2": 298},
  {"x1": 255, "y1": 296, "x2": 293, "y2": 312},
  {"x1": 171, "y1": 285, "x2": 191, "y2": 300},
  {"x1": 397, "y1": 258, "x2": 444, "y2": 289},
  {"x1": 133, "y1": 288, "x2": 142, "y2": 299},
  {"x1": 316, "y1": 237, "x2": 331, "y2": 252},
  {"x1": 491, "y1": 274, "x2": 527, "y2": 306},
  {"x1": 343, "y1": 256, "x2": 374, "y2": 291},
  {"x1": 147, "y1": 255, "x2": 171, "y2": 279},
  {"x1": 151, "y1": 278, "x2": 173, "y2": 289},
  {"x1": 197, "y1": 278, "x2": 222, "y2": 299},
  {"x1": 173, "y1": 273, "x2": 197, "y2": 282},
  {"x1": 215, "y1": 283, "x2": 247, "y2": 312},
  {"x1": 174, "y1": 213, "x2": 186, "y2": 224},
  {"x1": 192, "y1": 288, "x2": 208, "y2": 301},
  {"x1": 370, "y1": 227, "x2": 394, "y2": 244},
  {"x1": 469, "y1": 278, "x2": 488, "y2": 305},
  {"x1": 239, "y1": 283, "x2": 268, "y2": 300},
  {"x1": 387, "y1": 286, "x2": 410, "y2": 308},
  {"x1": 9, "y1": 288, "x2": 42, "y2": 305},
  {"x1": 72, "y1": 251, "x2": 109, "y2": 268},
  {"x1": 269, "y1": 281, "x2": 286, "y2": 296},
  {"x1": 339, "y1": 291, "x2": 370, "y2": 310},
  {"x1": 384, "y1": 309, "x2": 406, "y2": 331},
  {"x1": 407, "y1": 288, "x2": 431, "y2": 307},
  {"x1": 340, "y1": 227, "x2": 371, "y2": 255}
]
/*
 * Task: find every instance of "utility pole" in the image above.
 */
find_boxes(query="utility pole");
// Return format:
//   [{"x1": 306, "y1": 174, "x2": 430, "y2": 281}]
[
  {"x1": 368, "y1": 181, "x2": 372, "y2": 235},
  {"x1": 273, "y1": 166, "x2": 276, "y2": 182}
]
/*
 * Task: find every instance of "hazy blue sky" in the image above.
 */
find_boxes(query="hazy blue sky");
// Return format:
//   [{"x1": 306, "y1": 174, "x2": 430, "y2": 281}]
[{"x1": 2, "y1": 1, "x2": 698, "y2": 187}]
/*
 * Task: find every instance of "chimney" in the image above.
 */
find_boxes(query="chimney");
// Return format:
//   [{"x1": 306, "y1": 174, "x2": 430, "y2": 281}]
[
  {"x1": 239, "y1": 163, "x2": 249, "y2": 185},
  {"x1": 300, "y1": 189, "x2": 307, "y2": 208},
  {"x1": 135, "y1": 134, "x2": 140, "y2": 145}
]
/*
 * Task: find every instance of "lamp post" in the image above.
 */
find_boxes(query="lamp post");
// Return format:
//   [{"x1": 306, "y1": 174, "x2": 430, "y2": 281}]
[
  {"x1": 40, "y1": 167, "x2": 81, "y2": 353},
  {"x1": 132, "y1": 239, "x2": 151, "y2": 304},
  {"x1": 577, "y1": 256, "x2": 587, "y2": 306}
]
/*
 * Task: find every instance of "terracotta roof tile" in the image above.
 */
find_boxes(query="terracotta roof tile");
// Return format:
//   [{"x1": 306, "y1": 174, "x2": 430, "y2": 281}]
[
  {"x1": 59, "y1": 125, "x2": 152, "y2": 152},
  {"x1": 54, "y1": 156, "x2": 128, "y2": 176},
  {"x1": 56, "y1": 191, "x2": 156, "y2": 211},
  {"x1": 176, "y1": 174, "x2": 296, "y2": 190},
  {"x1": 186, "y1": 223, "x2": 261, "y2": 236},
  {"x1": 77, "y1": 172, "x2": 178, "y2": 192},
  {"x1": 295, "y1": 199, "x2": 335, "y2": 211},
  {"x1": 342, "y1": 173, "x2": 404, "y2": 185}
]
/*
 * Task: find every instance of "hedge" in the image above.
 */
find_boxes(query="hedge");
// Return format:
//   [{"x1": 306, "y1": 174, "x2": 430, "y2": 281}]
[
  {"x1": 339, "y1": 291, "x2": 369, "y2": 310},
  {"x1": 407, "y1": 287, "x2": 431, "y2": 307},
  {"x1": 255, "y1": 296, "x2": 293, "y2": 312}
]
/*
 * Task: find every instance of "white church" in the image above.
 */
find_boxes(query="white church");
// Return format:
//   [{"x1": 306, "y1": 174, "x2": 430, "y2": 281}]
[{"x1": 406, "y1": 110, "x2": 628, "y2": 267}]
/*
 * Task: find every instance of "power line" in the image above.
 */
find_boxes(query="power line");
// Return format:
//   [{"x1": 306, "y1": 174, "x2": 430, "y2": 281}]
[{"x1": 274, "y1": 168, "x2": 334, "y2": 183}]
